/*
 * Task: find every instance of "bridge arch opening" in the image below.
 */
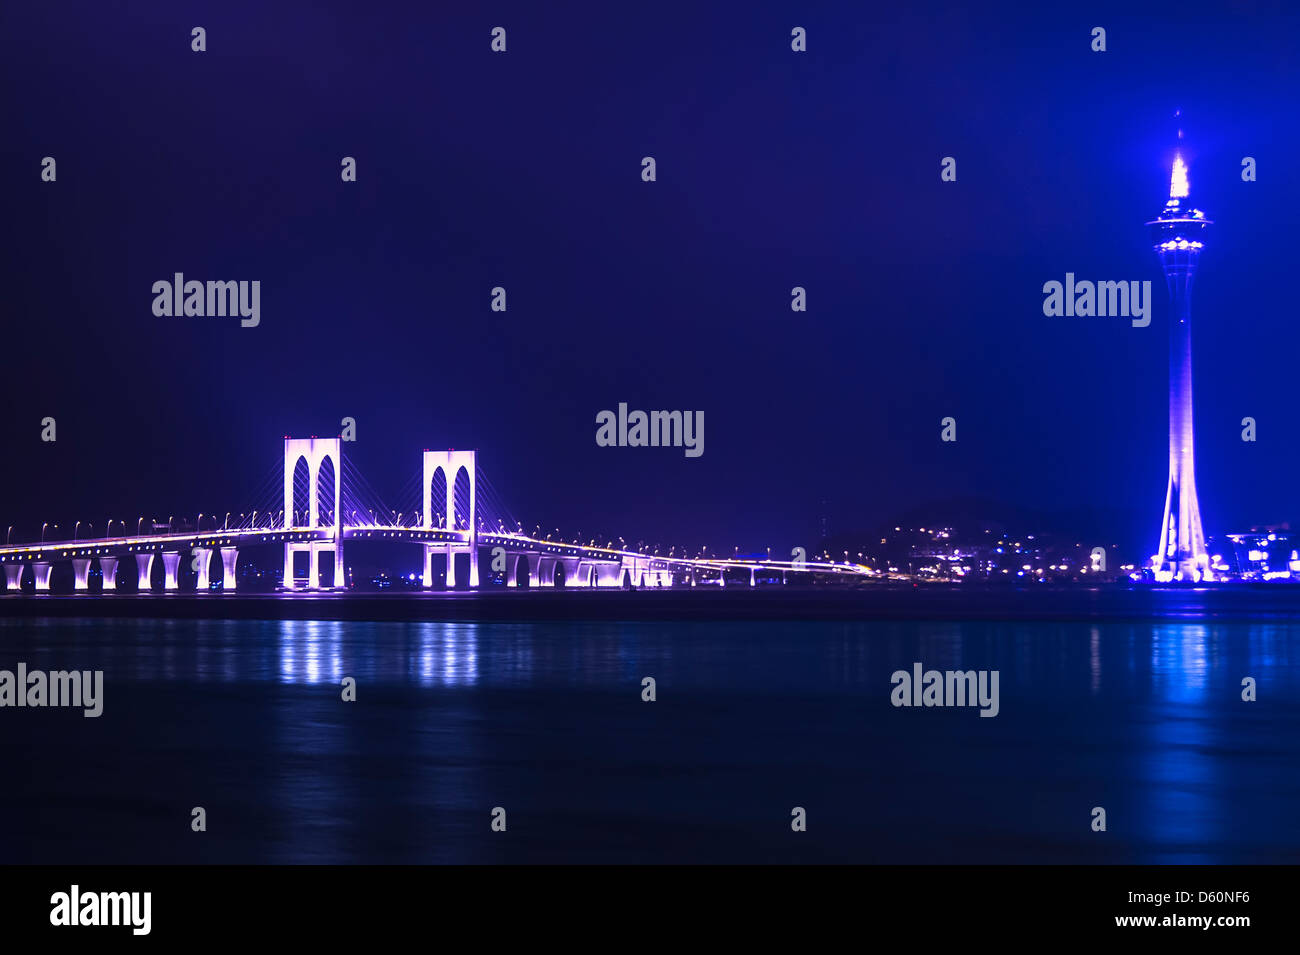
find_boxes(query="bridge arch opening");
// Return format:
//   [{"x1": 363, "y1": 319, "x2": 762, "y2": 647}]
[
  {"x1": 290, "y1": 456, "x2": 310, "y2": 528},
  {"x1": 553, "y1": 562, "x2": 566, "y2": 588},
  {"x1": 316, "y1": 456, "x2": 336, "y2": 528},
  {"x1": 428, "y1": 467, "x2": 447, "y2": 528},
  {"x1": 621, "y1": 569, "x2": 632, "y2": 589},
  {"x1": 452, "y1": 467, "x2": 471, "y2": 531},
  {"x1": 513, "y1": 555, "x2": 530, "y2": 588}
]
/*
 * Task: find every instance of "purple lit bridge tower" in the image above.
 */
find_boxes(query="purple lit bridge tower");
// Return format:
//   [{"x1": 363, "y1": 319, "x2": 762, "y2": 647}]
[{"x1": 1147, "y1": 153, "x2": 1213, "y2": 582}]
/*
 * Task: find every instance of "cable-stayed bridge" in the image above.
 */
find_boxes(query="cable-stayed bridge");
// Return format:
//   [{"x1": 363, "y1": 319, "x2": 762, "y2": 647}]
[{"x1": 0, "y1": 436, "x2": 869, "y2": 593}]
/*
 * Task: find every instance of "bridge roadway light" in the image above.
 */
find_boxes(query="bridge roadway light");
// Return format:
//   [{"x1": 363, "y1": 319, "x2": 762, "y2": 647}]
[{"x1": 41, "y1": 522, "x2": 49, "y2": 543}]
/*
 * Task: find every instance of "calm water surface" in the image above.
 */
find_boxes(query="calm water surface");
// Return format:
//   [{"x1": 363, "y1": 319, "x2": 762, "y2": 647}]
[{"x1": 1, "y1": 615, "x2": 1296, "y2": 863}]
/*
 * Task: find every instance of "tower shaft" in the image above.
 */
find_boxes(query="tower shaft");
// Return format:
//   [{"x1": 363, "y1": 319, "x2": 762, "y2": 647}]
[{"x1": 1155, "y1": 254, "x2": 1210, "y2": 580}]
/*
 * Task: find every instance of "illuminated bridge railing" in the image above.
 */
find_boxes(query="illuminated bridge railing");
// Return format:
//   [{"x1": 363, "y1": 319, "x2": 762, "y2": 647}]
[{"x1": 0, "y1": 524, "x2": 873, "y2": 591}]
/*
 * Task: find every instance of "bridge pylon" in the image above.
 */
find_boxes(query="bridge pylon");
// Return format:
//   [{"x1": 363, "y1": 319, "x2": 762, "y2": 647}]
[
  {"x1": 283, "y1": 437, "x2": 345, "y2": 589},
  {"x1": 422, "y1": 450, "x2": 478, "y2": 587}
]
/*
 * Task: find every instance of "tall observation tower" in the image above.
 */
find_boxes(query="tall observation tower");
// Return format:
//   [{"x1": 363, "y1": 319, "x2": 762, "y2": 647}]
[{"x1": 1147, "y1": 145, "x2": 1213, "y2": 582}]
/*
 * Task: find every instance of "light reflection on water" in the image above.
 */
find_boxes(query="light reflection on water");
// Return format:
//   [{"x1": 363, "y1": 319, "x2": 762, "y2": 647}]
[
  {"x1": 273, "y1": 620, "x2": 480, "y2": 687},
  {"x1": 0, "y1": 615, "x2": 1296, "y2": 863},
  {"x1": 1144, "y1": 625, "x2": 1214, "y2": 862}
]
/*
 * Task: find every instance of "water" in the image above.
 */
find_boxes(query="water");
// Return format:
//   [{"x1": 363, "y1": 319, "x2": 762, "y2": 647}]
[{"x1": 1, "y1": 615, "x2": 1297, "y2": 863}]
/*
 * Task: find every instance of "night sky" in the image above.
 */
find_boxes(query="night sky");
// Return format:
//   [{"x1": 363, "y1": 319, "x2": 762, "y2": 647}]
[{"x1": 3, "y1": 1, "x2": 1298, "y2": 554}]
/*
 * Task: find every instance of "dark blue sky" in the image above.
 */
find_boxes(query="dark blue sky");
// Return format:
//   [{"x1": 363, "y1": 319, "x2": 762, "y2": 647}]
[{"x1": 3, "y1": 1, "x2": 1298, "y2": 553}]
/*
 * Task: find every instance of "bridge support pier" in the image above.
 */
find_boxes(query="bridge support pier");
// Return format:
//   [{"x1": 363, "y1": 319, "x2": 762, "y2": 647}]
[
  {"x1": 33, "y1": 561, "x2": 52, "y2": 591},
  {"x1": 510, "y1": 553, "x2": 541, "y2": 587},
  {"x1": 571, "y1": 560, "x2": 595, "y2": 587},
  {"x1": 135, "y1": 553, "x2": 154, "y2": 591},
  {"x1": 423, "y1": 544, "x2": 460, "y2": 589},
  {"x1": 304, "y1": 541, "x2": 343, "y2": 589},
  {"x1": 72, "y1": 558, "x2": 91, "y2": 590},
  {"x1": 3, "y1": 564, "x2": 23, "y2": 591},
  {"x1": 593, "y1": 564, "x2": 623, "y2": 588},
  {"x1": 194, "y1": 548, "x2": 212, "y2": 590},
  {"x1": 538, "y1": 556, "x2": 555, "y2": 587},
  {"x1": 99, "y1": 557, "x2": 118, "y2": 591},
  {"x1": 162, "y1": 551, "x2": 181, "y2": 591},
  {"x1": 283, "y1": 541, "x2": 340, "y2": 590},
  {"x1": 220, "y1": 547, "x2": 238, "y2": 590},
  {"x1": 438, "y1": 544, "x2": 477, "y2": 588},
  {"x1": 554, "y1": 558, "x2": 583, "y2": 587}
]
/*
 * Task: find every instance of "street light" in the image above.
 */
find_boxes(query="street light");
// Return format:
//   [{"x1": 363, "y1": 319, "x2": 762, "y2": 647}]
[
  {"x1": 41, "y1": 522, "x2": 49, "y2": 543},
  {"x1": 74, "y1": 521, "x2": 82, "y2": 541},
  {"x1": 137, "y1": 517, "x2": 144, "y2": 536}
]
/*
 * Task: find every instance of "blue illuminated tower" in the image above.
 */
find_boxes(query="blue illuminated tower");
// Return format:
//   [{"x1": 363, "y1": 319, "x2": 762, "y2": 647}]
[{"x1": 1147, "y1": 149, "x2": 1213, "y2": 581}]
